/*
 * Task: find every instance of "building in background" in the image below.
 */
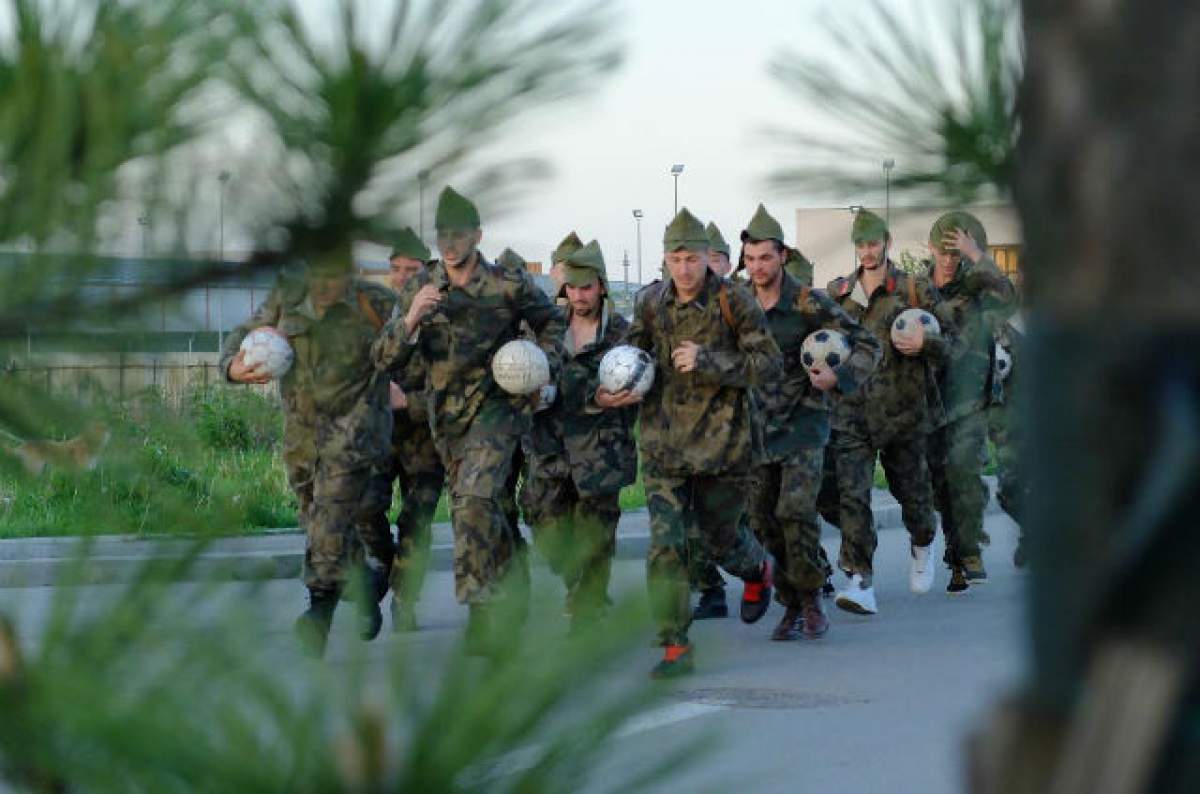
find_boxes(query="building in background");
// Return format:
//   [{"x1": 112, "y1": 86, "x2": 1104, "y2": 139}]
[{"x1": 794, "y1": 205, "x2": 1022, "y2": 287}]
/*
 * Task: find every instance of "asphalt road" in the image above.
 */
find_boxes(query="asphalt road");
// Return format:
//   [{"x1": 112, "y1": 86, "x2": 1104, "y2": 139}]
[{"x1": 0, "y1": 513, "x2": 1025, "y2": 793}]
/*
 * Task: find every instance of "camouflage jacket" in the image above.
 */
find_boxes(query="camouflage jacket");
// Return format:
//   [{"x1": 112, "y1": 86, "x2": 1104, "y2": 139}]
[
  {"x1": 526, "y1": 307, "x2": 637, "y2": 496},
  {"x1": 219, "y1": 273, "x2": 396, "y2": 473},
  {"x1": 827, "y1": 263, "x2": 955, "y2": 445},
  {"x1": 927, "y1": 254, "x2": 1017, "y2": 424},
  {"x1": 372, "y1": 256, "x2": 566, "y2": 444},
  {"x1": 991, "y1": 309, "x2": 1025, "y2": 408},
  {"x1": 752, "y1": 273, "x2": 881, "y2": 462},
  {"x1": 626, "y1": 271, "x2": 783, "y2": 477}
]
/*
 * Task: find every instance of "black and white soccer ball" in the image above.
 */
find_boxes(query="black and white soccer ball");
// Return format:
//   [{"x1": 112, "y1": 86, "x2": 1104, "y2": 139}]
[
  {"x1": 801, "y1": 329, "x2": 851, "y2": 371},
  {"x1": 994, "y1": 342, "x2": 1012, "y2": 382},
  {"x1": 492, "y1": 340, "x2": 550, "y2": 395},
  {"x1": 891, "y1": 308, "x2": 941, "y2": 340},
  {"x1": 597, "y1": 345, "x2": 656, "y2": 396},
  {"x1": 239, "y1": 327, "x2": 294, "y2": 380}
]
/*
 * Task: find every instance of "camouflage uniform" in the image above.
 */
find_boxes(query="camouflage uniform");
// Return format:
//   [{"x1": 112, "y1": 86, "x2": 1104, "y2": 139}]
[
  {"x1": 521, "y1": 304, "x2": 636, "y2": 620},
  {"x1": 989, "y1": 314, "x2": 1025, "y2": 525},
  {"x1": 373, "y1": 257, "x2": 565, "y2": 605},
  {"x1": 747, "y1": 272, "x2": 880, "y2": 606},
  {"x1": 826, "y1": 263, "x2": 954, "y2": 579},
  {"x1": 220, "y1": 272, "x2": 397, "y2": 595},
  {"x1": 627, "y1": 262, "x2": 782, "y2": 646}
]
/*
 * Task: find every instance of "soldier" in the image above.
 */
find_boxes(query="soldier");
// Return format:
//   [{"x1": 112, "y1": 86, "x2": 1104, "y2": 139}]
[
  {"x1": 626, "y1": 207, "x2": 783, "y2": 678},
  {"x1": 222, "y1": 246, "x2": 397, "y2": 657},
  {"x1": 925, "y1": 212, "x2": 1017, "y2": 590},
  {"x1": 705, "y1": 221, "x2": 734, "y2": 278},
  {"x1": 825, "y1": 209, "x2": 954, "y2": 614},
  {"x1": 549, "y1": 232, "x2": 584, "y2": 294},
  {"x1": 989, "y1": 311, "x2": 1026, "y2": 566},
  {"x1": 520, "y1": 240, "x2": 638, "y2": 633},
  {"x1": 373, "y1": 187, "x2": 566, "y2": 655},
  {"x1": 383, "y1": 228, "x2": 445, "y2": 632},
  {"x1": 741, "y1": 206, "x2": 881, "y2": 640}
]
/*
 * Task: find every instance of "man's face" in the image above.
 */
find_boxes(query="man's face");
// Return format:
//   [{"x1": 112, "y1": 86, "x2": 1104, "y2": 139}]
[
  {"x1": 436, "y1": 227, "x2": 482, "y2": 268},
  {"x1": 855, "y1": 237, "x2": 888, "y2": 271},
  {"x1": 743, "y1": 240, "x2": 784, "y2": 290},
  {"x1": 709, "y1": 252, "x2": 732, "y2": 278},
  {"x1": 388, "y1": 256, "x2": 424, "y2": 291},
  {"x1": 665, "y1": 247, "x2": 710, "y2": 298},
  {"x1": 565, "y1": 279, "x2": 603, "y2": 318},
  {"x1": 307, "y1": 274, "x2": 349, "y2": 311},
  {"x1": 929, "y1": 244, "x2": 962, "y2": 281}
]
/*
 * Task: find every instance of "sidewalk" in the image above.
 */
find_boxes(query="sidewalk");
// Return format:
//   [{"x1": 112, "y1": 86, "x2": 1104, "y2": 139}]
[{"x1": 0, "y1": 483, "x2": 1001, "y2": 588}]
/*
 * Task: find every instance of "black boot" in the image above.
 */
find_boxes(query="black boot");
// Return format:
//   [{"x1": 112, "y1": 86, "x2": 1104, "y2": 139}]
[
  {"x1": 357, "y1": 567, "x2": 388, "y2": 642},
  {"x1": 692, "y1": 587, "x2": 729, "y2": 620},
  {"x1": 295, "y1": 588, "x2": 338, "y2": 658}
]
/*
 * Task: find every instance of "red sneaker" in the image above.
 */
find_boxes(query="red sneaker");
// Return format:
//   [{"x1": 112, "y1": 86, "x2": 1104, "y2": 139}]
[
  {"x1": 650, "y1": 643, "x2": 695, "y2": 679},
  {"x1": 740, "y1": 559, "x2": 773, "y2": 624}
]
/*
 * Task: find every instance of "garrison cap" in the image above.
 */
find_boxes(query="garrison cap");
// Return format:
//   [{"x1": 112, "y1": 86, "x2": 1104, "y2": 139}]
[
  {"x1": 740, "y1": 203, "x2": 785, "y2": 244},
  {"x1": 851, "y1": 209, "x2": 889, "y2": 243},
  {"x1": 389, "y1": 227, "x2": 430, "y2": 262},
  {"x1": 663, "y1": 208, "x2": 710, "y2": 253},
  {"x1": 561, "y1": 240, "x2": 607, "y2": 290},
  {"x1": 929, "y1": 210, "x2": 988, "y2": 251},
  {"x1": 552, "y1": 231, "x2": 584, "y2": 264},
  {"x1": 434, "y1": 186, "x2": 481, "y2": 231},
  {"x1": 496, "y1": 247, "x2": 527, "y2": 272},
  {"x1": 706, "y1": 222, "x2": 731, "y2": 257}
]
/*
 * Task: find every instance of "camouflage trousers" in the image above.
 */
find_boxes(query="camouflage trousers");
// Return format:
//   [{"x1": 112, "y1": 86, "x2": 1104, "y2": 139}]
[
  {"x1": 288, "y1": 459, "x2": 395, "y2": 595},
  {"x1": 825, "y1": 430, "x2": 937, "y2": 579},
  {"x1": 687, "y1": 530, "x2": 729, "y2": 593},
  {"x1": 520, "y1": 474, "x2": 620, "y2": 618},
  {"x1": 929, "y1": 411, "x2": 991, "y2": 565},
  {"x1": 644, "y1": 470, "x2": 766, "y2": 646},
  {"x1": 747, "y1": 449, "x2": 828, "y2": 607},
  {"x1": 988, "y1": 402, "x2": 1024, "y2": 525},
  {"x1": 441, "y1": 432, "x2": 525, "y2": 605},
  {"x1": 386, "y1": 457, "x2": 445, "y2": 607}
]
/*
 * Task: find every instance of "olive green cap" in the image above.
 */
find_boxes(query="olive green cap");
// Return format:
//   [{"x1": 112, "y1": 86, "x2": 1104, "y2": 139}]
[
  {"x1": 306, "y1": 241, "x2": 353, "y2": 276},
  {"x1": 551, "y1": 231, "x2": 584, "y2": 264},
  {"x1": 663, "y1": 208, "x2": 710, "y2": 253},
  {"x1": 496, "y1": 247, "x2": 527, "y2": 272},
  {"x1": 929, "y1": 210, "x2": 988, "y2": 251},
  {"x1": 561, "y1": 239, "x2": 607, "y2": 289},
  {"x1": 740, "y1": 203, "x2": 785, "y2": 244},
  {"x1": 434, "y1": 186, "x2": 480, "y2": 231},
  {"x1": 706, "y1": 222, "x2": 731, "y2": 256},
  {"x1": 851, "y1": 209, "x2": 889, "y2": 243},
  {"x1": 389, "y1": 227, "x2": 430, "y2": 262}
]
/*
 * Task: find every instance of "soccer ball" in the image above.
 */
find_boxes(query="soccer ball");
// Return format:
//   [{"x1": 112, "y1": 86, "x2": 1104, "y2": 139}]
[
  {"x1": 491, "y1": 340, "x2": 550, "y2": 395},
  {"x1": 801, "y1": 329, "x2": 851, "y2": 371},
  {"x1": 239, "y1": 327, "x2": 294, "y2": 379},
  {"x1": 994, "y1": 342, "x2": 1012, "y2": 382},
  {"x1": 598, "y1": 345, "x2": 656, "y2": 396},
  {"x1": 891, "y1": 308, "x2": 941, "y2": 341}
]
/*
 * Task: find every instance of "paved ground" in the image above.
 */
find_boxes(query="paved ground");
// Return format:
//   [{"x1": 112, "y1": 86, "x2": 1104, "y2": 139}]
[{"x1": 0, "y1": 511, "x2": 1024, "y2": 793}]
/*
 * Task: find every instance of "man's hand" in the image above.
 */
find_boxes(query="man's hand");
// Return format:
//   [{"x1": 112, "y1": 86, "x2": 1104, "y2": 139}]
[
  {"x1": 595, "y1": 387, "x2": 643, "y2": 409},
  {"x1": 807, "y1": 366, "x2": 839, "y2": 392},
  {"x1": 404, "y1": 285, "x2": 442, "y2": 335},
  {"x1": 943, "y1": 228, "x2": 984, "y2": 264},
  {"x1": 228, "y1": 349, "x2": 272, "y2": 384},
  {"x1": 892, "y1": 323, "x2": 926, "y2": 356},
  {"x1": 389, "y1": 382, "x2": 408, "y2": 411},
  {"x1": 671, "y1": 341, "x2": 701, "y2": 373}
]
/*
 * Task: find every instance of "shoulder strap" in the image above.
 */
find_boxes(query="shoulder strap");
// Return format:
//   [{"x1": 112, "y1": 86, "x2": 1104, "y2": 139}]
[
  {"x1": 357, "y1": 289, "x2": 385, "y2": 332},
  {"x1": 906, "y1": 275, "x2": 919, "y2": 309},
  {"x1": 718, "y1": 282, "x2": 736, "y2": 331}
]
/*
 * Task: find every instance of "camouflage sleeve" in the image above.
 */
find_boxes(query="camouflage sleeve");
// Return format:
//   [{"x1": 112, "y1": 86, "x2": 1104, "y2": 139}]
[
  {"x1": 372, "y1": 275, "x2": 422, "y2": 374},
  {"x1": 218, "y1": 286, "x2": 282, "y2": 382},
  {"x1": 514, "y1": 269, "x2": 567, "y2": 380},
  {"x1": 963, "y1": 253, "x2": 1017, "y2": 308},
  {"x1": 918, "y1": 278, "x2": 960, "y2": 364},
  {"x1": 624, "y1": 287, "x2": 655, "y2": 352},
  {"x1": 809, "y1": 290, "x2": 880, "y2": 396},
  {"x1": 693, "y1": 285, "x2": 783, "y2": 388}
]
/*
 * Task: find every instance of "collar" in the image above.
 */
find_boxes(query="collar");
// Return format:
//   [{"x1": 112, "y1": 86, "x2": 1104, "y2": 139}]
[
  {"x1": 565, "y1": 303, "x2": 608, "y2": 356},
  {"x1": 849, "y1": 261, "x2": 901, "y2": 297},
  {"x1": 296, "y1": 280, "x2": 356, "y2": 321},
  {"x1": 433, "y1": 253, "x2": 493, "y2": 297}
]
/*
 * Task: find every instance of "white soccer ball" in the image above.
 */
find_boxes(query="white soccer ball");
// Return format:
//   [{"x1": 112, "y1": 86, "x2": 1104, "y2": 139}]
[
  {"x1": 491, "y1": 340, "x2": 550, "y2": 395},
  {"x1": 598, "y1": 345, "x2": 656, "y2": 396},
  {"x1": 239, "y1": 327, "x2": 294, "y2": 379},
  {"x1": 801, "y1": 329, "x2": 851, "y2": 371},
  {"x1": 891, "y1": 308, "x2": 941, "y2": 342},
  {"x1": 994, "y1": 342, "x2": 1012, "y2": 382}
]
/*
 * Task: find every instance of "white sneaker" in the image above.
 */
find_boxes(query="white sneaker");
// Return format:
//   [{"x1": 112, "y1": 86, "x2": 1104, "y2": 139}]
[
  {"x1": 910, "y1": 543, "x2": 935, "y2": 594},
  {"x1": 834, "y1": 573, "x2": 878, "y2": 615}
]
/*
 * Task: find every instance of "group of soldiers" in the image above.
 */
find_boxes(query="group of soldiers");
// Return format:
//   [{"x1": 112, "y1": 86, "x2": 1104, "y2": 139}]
[{"x1": 220, "y1": 185, "x2": 1025, "y2": 678}]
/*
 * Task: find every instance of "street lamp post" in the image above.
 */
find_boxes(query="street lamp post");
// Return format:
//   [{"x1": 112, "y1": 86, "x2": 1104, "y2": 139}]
[
  {"x1": 622, "y1": 250, "x2": 631, "y2": 306},
  {"x1": 417, "y1": 169, "x2": 429, "y2": 243},
  {"x1": 217, "y1": 170, "x2": 231, "y2": 350},
  {"x1": 632, "y1": 209, "x2": 644, "y2": 286},
  {"x1": 882, "y1": 158, "x2": 895, "y2": 226},
  {"x1": 670, "y1": 164, "x2": 685, "y2": 214}
]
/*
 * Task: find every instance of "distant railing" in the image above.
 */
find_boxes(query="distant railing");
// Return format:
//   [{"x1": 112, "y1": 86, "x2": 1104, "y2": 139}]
[{"x1": 0, "y1": 356, "x2": 275, "y2": 402}]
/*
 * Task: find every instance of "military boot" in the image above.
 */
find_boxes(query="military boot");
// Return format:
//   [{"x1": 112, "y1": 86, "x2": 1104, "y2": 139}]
[
  {"x1": 770, "y1": 607, "x2": 803, "y2": 641},
  {"x1": 390, "y1": 598, "x2": 418, "y2": 633},
  {"x1": 357, "y1": 567, "x2": 388, "y2": 642},
  {"x1": 799, "y1": 589, "x2": 829, "y2": 639},
  {"x1": 740, "y1": 559, "x2": 773, "y2": 624},
  {"x1": 692, "y1": 587, "x2": 729, "y2": 619},
  {"x1": 650, "y1": 643, "x2": 694, "y2": 679},
  {"x1": 295, "y1": 588, "x2": 338, "y2": 658},
  {"x1": 947, "y1": 565, "x2": 970, "y2": 593},
  {"x1": 962, "y1": 555, "x2": 988, "y2": 583}
]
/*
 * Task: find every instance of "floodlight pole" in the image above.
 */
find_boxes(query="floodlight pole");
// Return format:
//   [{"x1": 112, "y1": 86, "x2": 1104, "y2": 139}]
[
  {"x1": 418, "y1": 169, "x2": 429, "y2": 243},
  {"x1": 883, "y1": 158, "x2": 895, "y2": 226},
  {"x1": 632, "y1": 209, "x2": 644, "y2": 285},
  {"x1": 670, "y1": 164, "x2": 685, "y2": 214}
]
